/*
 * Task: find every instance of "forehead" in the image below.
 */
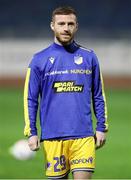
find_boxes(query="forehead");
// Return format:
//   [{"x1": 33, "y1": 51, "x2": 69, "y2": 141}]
[{"x1": 53, "y1": 14, "x2": 77, "y2": 22}]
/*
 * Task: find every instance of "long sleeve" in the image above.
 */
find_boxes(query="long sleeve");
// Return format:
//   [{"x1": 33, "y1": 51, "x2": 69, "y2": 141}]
[
  {"x1": 24, "y1": 56, "x2": 41, "y2": 137},
  {"x1": 92, "y1": 53, "x2": 108, "y2": 132}
]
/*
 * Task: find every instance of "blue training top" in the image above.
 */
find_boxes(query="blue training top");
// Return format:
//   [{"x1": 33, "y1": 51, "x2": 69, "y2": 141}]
[{"x1": 24, "y1": 41, "x2": 108, "y2": 141}]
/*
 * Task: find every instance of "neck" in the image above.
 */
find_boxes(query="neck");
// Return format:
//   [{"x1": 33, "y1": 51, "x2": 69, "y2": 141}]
[{"x1": 54, "y1": 37, "x2": 73, "y2": 46}]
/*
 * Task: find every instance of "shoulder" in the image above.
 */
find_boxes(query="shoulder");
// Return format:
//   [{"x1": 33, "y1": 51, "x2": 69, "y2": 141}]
[
  {"x1": 79, "y1": 45, "x2": 92, "y2": 53},
  {"x1": 34, "y1": 44, "x2": 52, "y2": 60},
  {"x1": 76, "y1": 42, "x2": 95, "y2": 56},
  {"x1": 76, "y1": 42, "x2": 99, "y2": 65},
  {"x1": 29, "y1": 44, "x2": 52, "y2": 67}
]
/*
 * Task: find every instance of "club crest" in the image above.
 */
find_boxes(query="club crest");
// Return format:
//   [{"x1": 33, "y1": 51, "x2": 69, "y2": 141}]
[{"x1": 74, "y1": 56, "x2": 83, "y2": 65}]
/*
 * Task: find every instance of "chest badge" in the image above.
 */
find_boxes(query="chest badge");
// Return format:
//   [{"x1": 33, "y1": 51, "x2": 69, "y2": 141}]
[{"x1": 74, "y1": 55, "x2": 83, "y2": 65}]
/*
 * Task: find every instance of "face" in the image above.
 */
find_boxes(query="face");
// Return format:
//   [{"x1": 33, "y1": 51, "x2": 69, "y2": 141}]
[{"x1": 51, "y1": 14, "x2": 78, "y2": 45}]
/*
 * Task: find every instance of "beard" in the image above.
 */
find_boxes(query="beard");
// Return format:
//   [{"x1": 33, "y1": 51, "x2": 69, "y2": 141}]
[{"x1": 55, "y1": 32, "x2": 74, "y2": 45}]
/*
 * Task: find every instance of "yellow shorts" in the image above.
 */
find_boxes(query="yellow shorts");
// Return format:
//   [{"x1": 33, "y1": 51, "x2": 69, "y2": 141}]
[{"x1": 42, "y1": 136, "x2": 95, "y2": 178}]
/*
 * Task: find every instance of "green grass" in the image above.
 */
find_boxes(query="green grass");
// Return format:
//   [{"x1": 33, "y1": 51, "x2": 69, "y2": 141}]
[
  {"x1": 0, "y1": 89, "x2": 44, "y2": 179},
  {"x1": 94, "y1": 89, "x2": 131, "y2": 179},
  {"x1": 0, "y1": 88, "x2": 131, "y2": 179}
]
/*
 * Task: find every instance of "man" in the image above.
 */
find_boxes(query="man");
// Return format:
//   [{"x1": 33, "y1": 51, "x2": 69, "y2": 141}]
[{"x1": 24, "y1": 6, "x2": 108, "y2": 179}]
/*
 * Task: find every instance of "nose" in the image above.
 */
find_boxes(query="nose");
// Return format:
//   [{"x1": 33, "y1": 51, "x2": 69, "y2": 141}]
[{"x1": 64, "y1": 24, "x2": 69, "y2": 32}]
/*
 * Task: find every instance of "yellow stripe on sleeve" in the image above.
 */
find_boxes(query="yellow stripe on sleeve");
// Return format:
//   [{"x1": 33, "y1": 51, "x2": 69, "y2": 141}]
[
  {"x1": 100, "y1": 70, "x2": 108, "y2": 131},
  {"x1": 24, "y1": 68, "x2": 31, "y2": 136}
]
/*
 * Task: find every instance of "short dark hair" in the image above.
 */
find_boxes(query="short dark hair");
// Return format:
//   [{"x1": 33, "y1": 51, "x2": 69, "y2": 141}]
[{"x1": 52, "y1": 6, "x2": 77, "y2": 21}]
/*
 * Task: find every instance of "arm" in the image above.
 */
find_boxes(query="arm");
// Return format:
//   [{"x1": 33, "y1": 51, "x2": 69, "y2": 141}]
[
  {"x1": 24, "y1": 56, "x2": 41, "y2": 151},
  {"x1": 92, "y1": 52, "x2": 108, "y2": 149}
]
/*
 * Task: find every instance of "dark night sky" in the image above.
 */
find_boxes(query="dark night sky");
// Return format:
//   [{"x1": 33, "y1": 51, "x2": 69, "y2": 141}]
[{"x1": 0, "y1": 0, "x2": 130, "y2": 37}]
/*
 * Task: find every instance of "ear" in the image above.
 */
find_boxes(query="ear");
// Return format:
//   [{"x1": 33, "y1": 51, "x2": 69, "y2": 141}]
[{"x1": 50, "y1": 21, "x2": 54, "y2": 31}]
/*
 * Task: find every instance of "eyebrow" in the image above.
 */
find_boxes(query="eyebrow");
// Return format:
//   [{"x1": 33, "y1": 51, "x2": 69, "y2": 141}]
[{"x1": 57, "y1": 21, "x2": 75, "y2": 24}]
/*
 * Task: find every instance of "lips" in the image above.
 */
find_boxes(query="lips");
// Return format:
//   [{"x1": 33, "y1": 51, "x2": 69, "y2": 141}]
[{"x1": 61, "y1": 34, "x2": 70, "y2": 36}]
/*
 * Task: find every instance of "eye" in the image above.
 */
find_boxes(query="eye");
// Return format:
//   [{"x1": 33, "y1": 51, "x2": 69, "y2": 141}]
[
  {"x1": 68, "y1": 22, "x2": 75, "y2": 26},
  {"x1": 58, "y1": 22, "x2": 65, "y2": 26}
]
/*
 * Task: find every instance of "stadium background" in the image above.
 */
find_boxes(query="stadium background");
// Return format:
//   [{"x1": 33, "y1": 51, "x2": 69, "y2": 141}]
[{"x1": 0, "y1": 0, "x2": 131, "y2": 179}]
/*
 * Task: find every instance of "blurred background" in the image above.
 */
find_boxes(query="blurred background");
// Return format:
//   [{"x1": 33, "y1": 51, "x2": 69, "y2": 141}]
[{"x1": 0, "y1": 0, "x2": 131, "y2": 179}]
